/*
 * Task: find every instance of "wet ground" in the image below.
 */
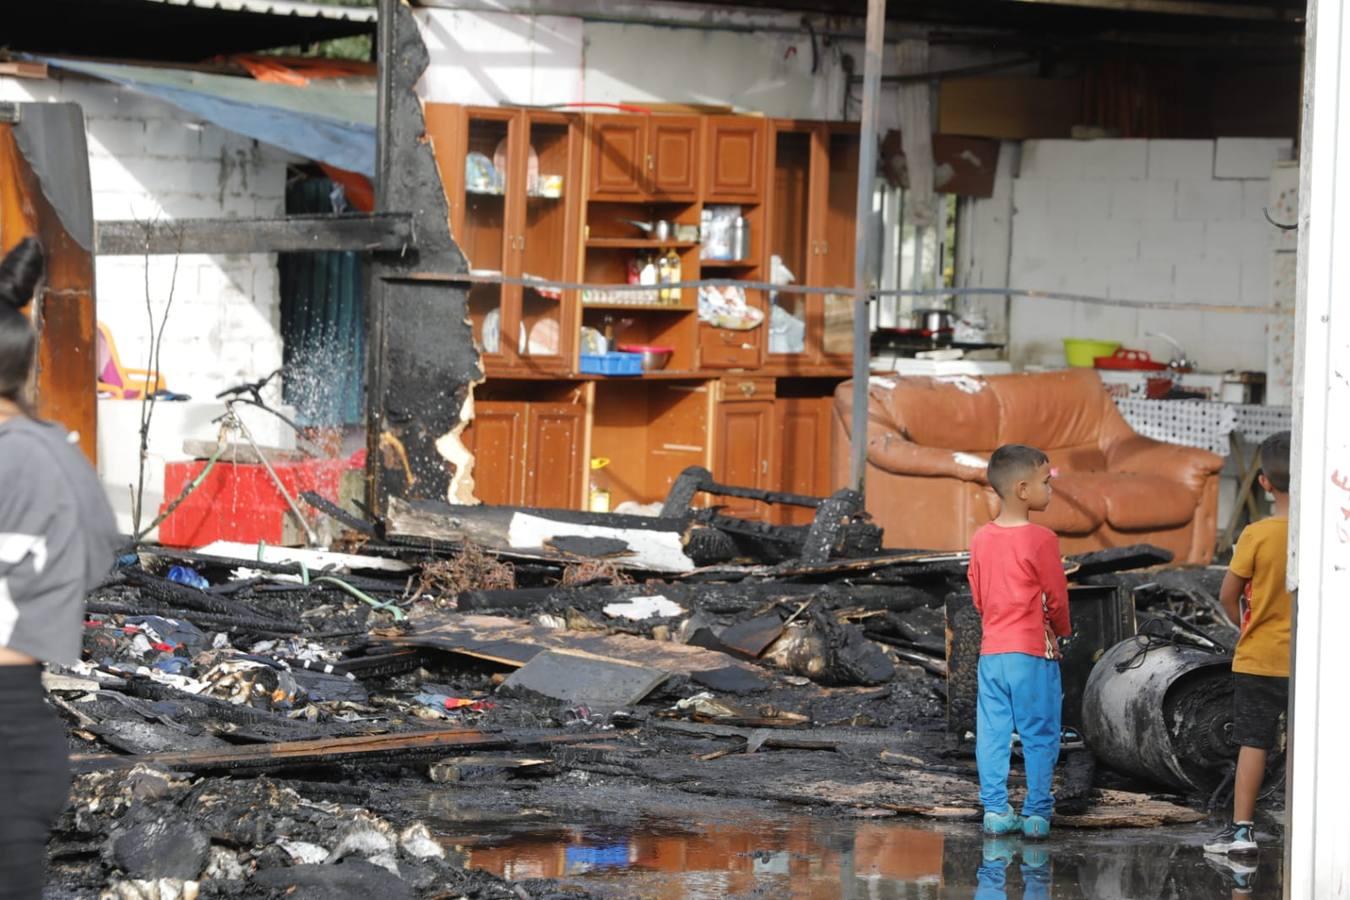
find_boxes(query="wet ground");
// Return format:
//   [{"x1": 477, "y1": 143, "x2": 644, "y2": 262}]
[{"x1": 415, "y1": 787, "x2": 1283, "y2": 899}]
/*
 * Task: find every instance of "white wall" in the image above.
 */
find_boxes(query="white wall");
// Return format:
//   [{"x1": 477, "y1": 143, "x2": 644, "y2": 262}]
[
  {"x1": 0, "y1": 75, "x2": 291, "y2": 402},
  {"x1": 413, "y1": 6, "x2": 1007, "y2": 126},
  {"x1": 1007, "y1": 137, "x2": 1293, "y2": 372}
]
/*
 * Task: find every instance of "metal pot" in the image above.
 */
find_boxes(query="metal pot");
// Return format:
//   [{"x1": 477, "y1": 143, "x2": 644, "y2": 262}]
[{"x1": 917, "y1": 308, "x2": 954, "y2": 333}]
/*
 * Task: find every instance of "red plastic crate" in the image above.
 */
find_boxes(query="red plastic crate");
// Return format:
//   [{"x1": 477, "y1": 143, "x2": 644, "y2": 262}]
[{"x1": 157, "y1": 457, "x2": 352, "y2": 548}]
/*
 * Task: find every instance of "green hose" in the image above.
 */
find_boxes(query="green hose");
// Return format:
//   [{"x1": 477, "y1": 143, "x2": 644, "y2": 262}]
[{"x1": 312, "y1": 575, "x2": 406, "y2": 622}]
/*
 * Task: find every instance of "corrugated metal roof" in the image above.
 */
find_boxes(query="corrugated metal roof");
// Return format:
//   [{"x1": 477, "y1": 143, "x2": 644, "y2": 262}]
[{"x1": 139, "y1": 0, "x2": 376, "y2": 23}]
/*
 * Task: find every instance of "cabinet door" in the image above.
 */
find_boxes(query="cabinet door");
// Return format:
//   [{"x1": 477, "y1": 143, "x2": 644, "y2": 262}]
[
  {"x1": 462, "y1": 401, "x2": 526, "y2": 505},
  {"x1": 647, "y1": 116, "x2": 701, "y2": 199},
  {"x1": 775, "y1": 396, "x2": 833, "y2": 525},
  {"x1": 705, "y1": 117, "x2": 765, "y2": 202},
  {"x1": 519, "y1": 112, "x2": 580, "y2": 374},
  {"x1": 455, "y1": 108, "x2": 521, "y2": 371},
  {"x1": 525, "y1": 403, "x2": 585, "y2": 509},
  {"x1": 589, "y1": 116, "x2": 646, "y2": 200},
  {"x1": 714, "y1": 398, "x2": 775, "y2": 520},
  {"x1": 815, "y1": 127, "x2": 860, "y2": 368},
  {"x1": 764, "y1": 124, "x2": 820, "y2": 369}
]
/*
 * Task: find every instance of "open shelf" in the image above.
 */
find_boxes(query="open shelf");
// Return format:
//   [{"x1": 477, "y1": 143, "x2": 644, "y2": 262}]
[
  {"x1": 582, "y1": 301, "x2": 696, "y2": 311},
  {"x1": 700, "y1": 258, "x2": 757, "y2": 268},
  {"x1": 586, "y1": 238, "x2": 701, "y2": 250}
]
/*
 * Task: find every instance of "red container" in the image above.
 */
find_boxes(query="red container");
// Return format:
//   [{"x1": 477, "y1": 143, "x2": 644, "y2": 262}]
[
  {"x1": 158, "y1": 457, "x2": 352, "y2": 548},
  {"x1": 1094, "y1": 348, "x2": 1167, "y2": 371}
]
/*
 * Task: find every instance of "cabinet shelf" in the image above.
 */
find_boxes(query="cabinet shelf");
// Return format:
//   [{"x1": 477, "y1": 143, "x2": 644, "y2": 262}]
[
  {"x1": 586, "y1": 238, "x2": 701, "y2": 250},
  {"x1": 582, "y1": 301, "x2": 695, "y2": 311},
  {"x1": 700, "y1": 259, "x2": 757, "y2": 268}
]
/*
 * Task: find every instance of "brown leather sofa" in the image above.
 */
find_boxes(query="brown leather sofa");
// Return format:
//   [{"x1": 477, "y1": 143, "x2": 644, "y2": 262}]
[{"x1": 831, "y1": 369, "x2": 1223, "y2": 564}]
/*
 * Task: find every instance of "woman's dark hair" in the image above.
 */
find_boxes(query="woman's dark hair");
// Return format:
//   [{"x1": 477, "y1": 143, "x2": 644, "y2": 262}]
[{"x1": 0, "y1": 237, "x2": 45, "y2": 405}]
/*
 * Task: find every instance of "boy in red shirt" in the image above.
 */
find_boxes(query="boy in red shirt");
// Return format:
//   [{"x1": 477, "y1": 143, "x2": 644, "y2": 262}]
[{"x1": 966, "y1": 444, "x2": 1071, "y2": 839}]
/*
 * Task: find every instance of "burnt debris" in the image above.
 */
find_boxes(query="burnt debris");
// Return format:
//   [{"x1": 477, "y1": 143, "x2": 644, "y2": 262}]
[{"x1": 45, "y1": 474, "x2": 1255, "y2": 896}]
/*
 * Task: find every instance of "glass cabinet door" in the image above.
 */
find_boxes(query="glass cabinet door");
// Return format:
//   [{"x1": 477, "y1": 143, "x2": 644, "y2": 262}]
[
  {"x1": 462, "y1": 112, "x2": 515, "y2": 365},
  {"x1": 816, "y1": 128, "x2": 860, "y2": 362},
  {"x1": 766, "y1": 128, "x2": 813, "y2": 361},
  {"x1": 517, "y1": 114, "x2": 575, "y2": 370}
]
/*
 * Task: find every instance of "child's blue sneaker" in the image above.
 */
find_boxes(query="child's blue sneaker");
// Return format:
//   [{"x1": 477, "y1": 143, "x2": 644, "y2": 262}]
[
  {"x1": 983, "y1": 808, "x2": 1023, "y2": 835},
  {"x1": 1022, "y1": 815, "x2": 1051, "y2": 839}
]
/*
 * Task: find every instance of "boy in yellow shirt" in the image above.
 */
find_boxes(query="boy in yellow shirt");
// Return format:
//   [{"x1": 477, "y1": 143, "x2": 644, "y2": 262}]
[{"x1": 1204, "y1": 431, "x2": 1292, "y2": 857}]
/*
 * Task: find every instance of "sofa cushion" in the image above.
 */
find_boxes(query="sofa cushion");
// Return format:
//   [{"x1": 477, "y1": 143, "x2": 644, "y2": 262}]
[
  {"x1": 874, "y1": 376, "x2": 1001, "y2": 451},
  {"x1": 1092, "y1": 473, "x2": 1197, "y2": 530},
  {"x1": 982, "y1": 473, "x2": 1108, "y2": 536},
  {"x1": 990, "y1": 369, "x2": 1115, "y2": 450}
]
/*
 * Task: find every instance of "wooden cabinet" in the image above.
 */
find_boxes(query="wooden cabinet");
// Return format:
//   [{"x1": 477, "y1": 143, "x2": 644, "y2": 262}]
[
  {"x1": 426, "y1": 104, "x2": 581, "y2": 376},
  {"x1": 763, "y1": 121, "x2": 859, "y2": 374},
  {"x1": 704, "y1": 117, "x2": 765, "y2": 202},
  {"x1": 586, "y1": 114, "x2": 700, "y2": 201},
  {"x1": 461, "y1": 392, "x2": 586, "y2": 509},
  {"x1": 588, "y1": 116, "x2": 646, "y2": 200},
  {"x1": 774, "y1": 393, "x2": 835, "y2": 525},
  {"x1": 713, "y1": 378, "x2": 776, "y2": 520},
  {"x1": 460, "y1": 401, "x2": 525, "y2": 505},
  {"x1": 648, "y1": 116, "x2": 701, "y2": 198},
  {"x1": 430, "y1": 105, "x2": 858, "y2": 514}
]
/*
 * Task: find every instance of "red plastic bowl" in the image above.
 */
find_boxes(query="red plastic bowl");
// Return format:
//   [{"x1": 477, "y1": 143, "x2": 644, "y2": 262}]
[{"x1": 1094, "y1": 348, "x2": 1167, "y2": 371}]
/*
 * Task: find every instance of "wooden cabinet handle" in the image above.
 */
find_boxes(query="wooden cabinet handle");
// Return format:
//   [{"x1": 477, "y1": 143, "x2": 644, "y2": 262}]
[
  {"x1": 760, "y1": 459, "x2": 768, "y2": 475},
  {"x1": 739, "y1": 382, "x2": 755, "y2": 396},
  {"x1": 646, "y1": 153, "x2": 654, "y2": 172}
]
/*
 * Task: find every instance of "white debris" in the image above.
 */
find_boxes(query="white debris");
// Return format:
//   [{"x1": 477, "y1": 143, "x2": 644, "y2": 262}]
[
  {"x1": 201, "y1": 846, "x2": 250, "y2": 881},
  {"x1": 603, "y1": 595, "x2": 685, "y2": 621},
  {"x1": 100, "y1": 880, "x2": 199, "y2": 900},
  {"x1": 399, "y1": 823, "x2": 447, "y2": 860},
  {"x1": 278, "y1": 840, "x2": 329, "y2": 865}
]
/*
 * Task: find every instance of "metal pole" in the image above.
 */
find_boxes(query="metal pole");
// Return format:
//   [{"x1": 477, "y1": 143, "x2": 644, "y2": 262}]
[{"x1": 849, "y1": 0, "x2": 887, "y2": 492}]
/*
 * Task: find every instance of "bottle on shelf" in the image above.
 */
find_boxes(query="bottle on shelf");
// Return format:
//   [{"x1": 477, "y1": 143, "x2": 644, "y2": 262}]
[{"x1": 589, "y1": 457, "x2": 612, "y2": 512}]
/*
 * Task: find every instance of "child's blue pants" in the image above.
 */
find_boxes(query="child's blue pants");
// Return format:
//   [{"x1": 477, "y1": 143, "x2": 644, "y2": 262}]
[{"x1": 976, "y1": 652, "x2": 1062, "y2": 819}]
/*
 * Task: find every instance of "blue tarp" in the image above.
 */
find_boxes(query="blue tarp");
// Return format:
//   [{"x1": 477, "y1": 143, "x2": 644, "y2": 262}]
[{"x1": 38, "y1": 56, "x2": 376, "y2": 176}]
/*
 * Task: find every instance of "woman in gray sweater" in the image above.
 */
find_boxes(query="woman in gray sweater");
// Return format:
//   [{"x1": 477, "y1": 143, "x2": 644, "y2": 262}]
[{"x1": 0, "y1": 238, "x2": 119, "y2": 898}]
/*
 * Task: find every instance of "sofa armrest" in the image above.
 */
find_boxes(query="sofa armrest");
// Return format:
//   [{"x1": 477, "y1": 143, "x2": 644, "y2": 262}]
[
  {"x1": 866, "y1": 423, "x2": 990, "y2": 484},
  {"x1": 1106, "y1": 435, "x2": 1224, "y2": 497}
]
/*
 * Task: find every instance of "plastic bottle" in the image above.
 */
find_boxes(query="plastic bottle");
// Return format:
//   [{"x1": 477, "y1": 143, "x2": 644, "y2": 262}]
[
  {"x1": 167, "y1": 565, "x2": 210, "y2": 590},
  {"x1": 589, "y1": 457, "x2": 612, "y2": 512},
  {"x1": 666, "y1": 250, "x2": 682, "y2": 305}
]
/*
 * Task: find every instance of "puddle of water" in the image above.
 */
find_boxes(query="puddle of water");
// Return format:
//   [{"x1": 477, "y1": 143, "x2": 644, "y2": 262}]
[{"x1": 423, "y1": 802, "x2": 1283, "y2": 899}]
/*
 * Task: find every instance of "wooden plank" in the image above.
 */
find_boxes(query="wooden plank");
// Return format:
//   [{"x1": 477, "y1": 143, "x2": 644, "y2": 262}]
[
  {"x1": 382, "y1": 613, "x2": 769, "y2": 684},
  {"x1": 70, "y1": 727, "x2": 513, "y2": 773},
  {"x1": 94, "y1": 213, "x2": 416, "y2": 255},
  {"x1": 386, "y1": 497, "x2": 697, "y2": 572}
]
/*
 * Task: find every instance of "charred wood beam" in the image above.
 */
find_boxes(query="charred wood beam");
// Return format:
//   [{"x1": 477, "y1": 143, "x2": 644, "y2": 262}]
[
  {"x1": 365, "y1": 0, "x2": 477, "y2": 514},
  {"x1": 662, "y1": 466, "x2": 824, "y2": 518},
  {"x1": 71, "y1": 728, "x2": 512, "y2": 773},
  {"x1": 802, "y1": 489, "x2": 869, "y2": 564},
  {"x1": 94, "y1": 213, "x2": 415, "y2": 255}
]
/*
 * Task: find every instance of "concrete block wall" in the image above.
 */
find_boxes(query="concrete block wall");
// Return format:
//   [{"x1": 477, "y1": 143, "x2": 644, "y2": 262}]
[
  {"x1": 1008, "y1": 138, "x2": 1292, "y2": 371},
  {"x1": 0, "y1": 75, "x2": 291, "y2": 400}
]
